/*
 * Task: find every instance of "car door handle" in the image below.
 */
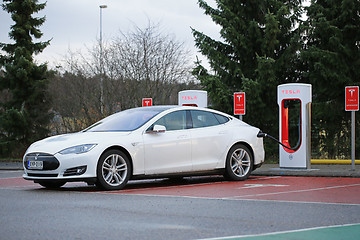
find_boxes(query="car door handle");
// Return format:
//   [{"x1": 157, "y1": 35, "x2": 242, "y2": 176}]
[
  {"x1": 177, "y1": 135, "x2": 188, "y2": 139},
  {"x1": 218, "y1": 131, "x2": 228, "y2": 135}
]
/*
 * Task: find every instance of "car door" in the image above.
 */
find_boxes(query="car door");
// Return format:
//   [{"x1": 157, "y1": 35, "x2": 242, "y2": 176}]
[
  {"x1": 189, "y1": 110, "x2": 232, "y2": 171},
  {"x1": 143, "y1": 110, "x2": 192, "y2": 175}
]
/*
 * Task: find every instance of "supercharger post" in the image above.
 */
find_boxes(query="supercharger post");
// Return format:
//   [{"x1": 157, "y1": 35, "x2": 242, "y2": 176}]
[
  {"x1": 178, "y1": 90, "x2": 207, "y2": 107},
  {"x1": 278, "y1": 83, "x2": 312, "y2": 169}
]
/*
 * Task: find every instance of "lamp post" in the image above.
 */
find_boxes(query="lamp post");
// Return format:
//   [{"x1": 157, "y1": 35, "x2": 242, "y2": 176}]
[{"x1": 99, "y1": 5, "x2": 107, "y2": 115}]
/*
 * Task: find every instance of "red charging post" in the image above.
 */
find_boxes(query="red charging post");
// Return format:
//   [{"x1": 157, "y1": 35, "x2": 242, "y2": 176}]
[
  {"x1": 142, "y1": 98, "x2": 153, "y2": 107},
  {"x1": 345, "y1": 86, "x2": 359, "y2": 171},
  {"x1": 234, "y1": 92, "x2": 245, "y2": 120}
]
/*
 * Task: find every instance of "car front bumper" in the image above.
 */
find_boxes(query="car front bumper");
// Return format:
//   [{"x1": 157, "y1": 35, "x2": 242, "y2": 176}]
[{"x1": 23, "y1": 151, "x2": 98, "y2": 183}]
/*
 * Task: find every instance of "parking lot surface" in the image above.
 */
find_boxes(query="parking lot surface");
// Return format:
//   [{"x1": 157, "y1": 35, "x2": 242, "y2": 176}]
[
  {"x1": 0, "y1": 169, "x2": 359, "y2": 239},
  {"x1": 105, "y1": 175, "x2": 360, "y2": 205}
]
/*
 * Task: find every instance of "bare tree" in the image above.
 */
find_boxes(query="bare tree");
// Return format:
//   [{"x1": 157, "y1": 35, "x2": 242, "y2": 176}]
[
  {"x1": 48, "y1": 22, "x2": 199, "y2": 134},
  {"x1": 104, "y1": 22, "x2": 195, "y2": 107}
]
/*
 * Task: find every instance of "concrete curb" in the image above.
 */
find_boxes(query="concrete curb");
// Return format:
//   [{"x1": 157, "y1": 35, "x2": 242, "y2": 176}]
[
  {"x1": 311, "y1": 159, "x2": 360, "y2": 164},
  {"x1": 0, "y1": 162, "x2": 23, "y2": 171}
]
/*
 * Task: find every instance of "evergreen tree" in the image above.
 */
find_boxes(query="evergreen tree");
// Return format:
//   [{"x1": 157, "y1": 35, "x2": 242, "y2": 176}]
[
  {"x1": 301, "y1": 0, "x2": 360, "y2": 158},
  {"x1": 0, "y1": 0, "x2": 51, "y2": 157},
  {"x1": 192, "y1": 0, "x2": 303, "y2": 157}
]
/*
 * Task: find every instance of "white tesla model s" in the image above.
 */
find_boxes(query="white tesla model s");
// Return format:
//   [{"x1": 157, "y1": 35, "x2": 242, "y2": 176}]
[{"x1": 23, "y1": 106, "x2": 265, "y2": 190}]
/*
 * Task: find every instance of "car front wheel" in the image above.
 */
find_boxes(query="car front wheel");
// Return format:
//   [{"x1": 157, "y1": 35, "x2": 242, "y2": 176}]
[
  {"x1": 96, "y1": 150, "x2": 131, "y2": 190},
  {"x1": 224, "y1": 144, "x2": 253, "y2": 181}
]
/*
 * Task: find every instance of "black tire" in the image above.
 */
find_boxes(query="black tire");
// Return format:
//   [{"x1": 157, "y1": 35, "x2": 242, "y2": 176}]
[
  {"x1": 96, "y1": 150, "x2": 131, "y2": 190},
  {"x1": 224, "y1": 144, "x2": 253, "y2": 181},
  {"x1": 38, "y1": 180, "x2": 66, "y2": 189}
]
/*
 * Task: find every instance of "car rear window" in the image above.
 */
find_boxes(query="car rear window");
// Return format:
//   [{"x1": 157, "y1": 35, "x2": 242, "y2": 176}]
[
  {"x1": 214, "y1": 113, "x2": 230, "y2": 124},
  {"x1": 190, "y1": 110, "x2": 229, "y2": 128}
]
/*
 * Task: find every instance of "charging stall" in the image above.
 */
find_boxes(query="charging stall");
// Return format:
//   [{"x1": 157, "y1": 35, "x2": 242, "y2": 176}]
[
  {"x1": 277, "y1": 84, "x2": 312, "y2": 169},
  {"x1": 178, "y1": 90, "x2": 207, "y2": 107}
]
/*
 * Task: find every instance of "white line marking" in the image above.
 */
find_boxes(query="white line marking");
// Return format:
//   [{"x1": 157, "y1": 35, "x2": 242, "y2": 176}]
[
  {"x1": 248, "y1": 176, "x2": 282, "y2": 181},
  {"x1": 120, "y1": 180, "x2": 226, "y2": 193},
  {"x1": 227, "y1": 198, "x2": 360, "y2": 206},
  {"x1": 228, "y1": 183, "x2": 360, "y2": 199},
  {"x1": 199, "y1": 223, "x2": 360, "y2": 240},
  {"x1": 237, "y1": 184, "x2": 289, "y2": 189},
  {"x1": 120, "y1": 176, "x2": 281, "y2": 193},
  {"x1": 95, "y1": 192, "x2": 360, "y2": 206}
]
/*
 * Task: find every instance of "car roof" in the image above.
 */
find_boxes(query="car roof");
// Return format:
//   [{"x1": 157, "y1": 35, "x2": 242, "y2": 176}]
[
  {"x1": 117, "y1": 105, "x2": 234, "y2": 119},
  {"x1": 139, "y1": 105, "x2": 234, "y2": 118},
  {"x1": 137, "y1": 105, "x2": 211, "y2": 112}
]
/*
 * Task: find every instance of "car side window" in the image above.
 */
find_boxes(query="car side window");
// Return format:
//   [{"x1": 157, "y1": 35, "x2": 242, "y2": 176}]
[
  {"x1": 214, "y1": 113, "x2": 230, "y2": 124},
  {"x1": 190, "y1": 110, "x2": 221, "y2": 128},
  {"x1": 152, "y1": 111, "x2": 186, "y2": 131}
]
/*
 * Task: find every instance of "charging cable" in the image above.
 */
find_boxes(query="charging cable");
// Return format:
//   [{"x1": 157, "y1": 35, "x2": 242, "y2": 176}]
[{"x1": 257, "y1": 131, "x2": 300, "y2": 151}]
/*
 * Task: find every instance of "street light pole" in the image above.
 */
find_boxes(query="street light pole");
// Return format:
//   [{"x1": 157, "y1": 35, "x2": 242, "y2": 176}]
[{"x1": 99, "y1": 5, "x2": 107, "y2": 115}]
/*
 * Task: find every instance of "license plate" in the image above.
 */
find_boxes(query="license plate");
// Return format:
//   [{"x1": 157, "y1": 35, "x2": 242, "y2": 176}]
[{"x1": 27, "y1": 160, "x2": 43, "y2": 170}]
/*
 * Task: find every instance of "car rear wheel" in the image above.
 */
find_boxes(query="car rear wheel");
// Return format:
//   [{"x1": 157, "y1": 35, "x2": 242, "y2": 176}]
[
  {"x1": 224, "y1": 144, "x2": 253, "y2": 181},
  {"x1": 96, "y1": 150, "x2": 131, "y2": 190}
]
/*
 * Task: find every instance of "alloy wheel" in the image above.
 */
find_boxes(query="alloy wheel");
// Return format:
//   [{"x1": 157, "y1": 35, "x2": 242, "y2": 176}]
[
  {"x1": 102, "y1": 153, "x2": 128, "y2": 187},
  {"x1": 230, "y1": 148, "x2": 251, "y2": 178}
]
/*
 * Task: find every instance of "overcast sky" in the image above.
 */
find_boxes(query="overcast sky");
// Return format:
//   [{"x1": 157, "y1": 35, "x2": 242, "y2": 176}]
[{"x1": 0, "y1": 0, "x2": 221, "y2": 67}]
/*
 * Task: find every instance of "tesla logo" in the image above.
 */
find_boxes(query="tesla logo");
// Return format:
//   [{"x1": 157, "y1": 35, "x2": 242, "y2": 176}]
[
  {"x1": 142, "y1": 98, "x2": 152, "y2": 107},
  {"x1": 282, "y1": 90, "x2": 300, "y2": 94},
  {"x1": 35, "y1": 153, "x2": 39, "y2": 160},
  {"x1": 349, "y1": 89, "x2": 355, "y2": 97}
]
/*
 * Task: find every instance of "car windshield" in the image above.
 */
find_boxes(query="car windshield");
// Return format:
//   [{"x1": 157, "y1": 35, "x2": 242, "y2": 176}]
[{"x1": 83, "y1": 106, "x2": 173, "y2": 132}]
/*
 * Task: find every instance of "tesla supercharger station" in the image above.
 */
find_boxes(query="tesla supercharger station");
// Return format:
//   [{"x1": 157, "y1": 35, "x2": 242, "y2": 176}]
[
  {"x1": 278, "y1": 83, "x2": 312, "y2": 169},
  {"x1": 178, "y1": 90, "x2": 207, "y2": 107}
]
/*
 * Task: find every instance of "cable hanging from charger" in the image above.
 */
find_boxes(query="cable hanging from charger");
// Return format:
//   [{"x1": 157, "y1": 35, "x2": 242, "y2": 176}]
[{"x1": 257, "y1": 131, "x2": 300, "y2": 151}]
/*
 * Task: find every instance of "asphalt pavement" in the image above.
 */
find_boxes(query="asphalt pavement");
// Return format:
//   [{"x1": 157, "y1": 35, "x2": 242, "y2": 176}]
[
  {"x1": 1, "y1": 160, "x2": 359, "y2": 177},
  {"x1": 1, "y1": 160, "x2": 359, "y2": 240}
]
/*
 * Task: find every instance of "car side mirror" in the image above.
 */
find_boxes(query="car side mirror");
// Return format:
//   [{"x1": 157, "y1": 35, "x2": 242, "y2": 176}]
[{"x1": 147, "y1": 124, "x2": 166, "y2": 133}]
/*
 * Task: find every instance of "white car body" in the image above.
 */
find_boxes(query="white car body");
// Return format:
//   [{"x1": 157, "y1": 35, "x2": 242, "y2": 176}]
[{"x1": 23, "y1": 106, "x2": 265, "y2": 190}]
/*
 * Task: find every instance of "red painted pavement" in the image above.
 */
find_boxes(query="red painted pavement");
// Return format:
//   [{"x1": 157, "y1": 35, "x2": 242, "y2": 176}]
[
  {"x1": 0, "y1": 177, "x2": 83, "y2": 189},
  {"x1": 0, "y1": 177, "x2": 38, "y2": 189},
  {"x1": 113, "y1": 176, "x2": 360, "y2": 205},
  {"x1": 1, "y1": 176, "x2": 360, "y2": 205}
]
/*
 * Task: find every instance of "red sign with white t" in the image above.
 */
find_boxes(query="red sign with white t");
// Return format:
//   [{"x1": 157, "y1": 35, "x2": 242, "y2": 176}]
[
  {"x1": 142, "y1": 98, "x2": 152, "y2": 107},
  {"x1": 234, "y1": 92, "x2": 245, "y2": 115},
  {"x1": 345, "y1": 86, "x2": 359, "y2": 111}
]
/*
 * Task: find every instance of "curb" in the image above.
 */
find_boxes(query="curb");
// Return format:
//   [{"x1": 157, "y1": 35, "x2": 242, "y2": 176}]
[
  {"x1": 0, "y1": 162, "x2": 23, "y2": 171},
  {"x1": 252, "y1": 170, "x2": 360, "y2": 178},
  {"x1": 311, "y1": 159, "x2": 360, "y2": 165}
]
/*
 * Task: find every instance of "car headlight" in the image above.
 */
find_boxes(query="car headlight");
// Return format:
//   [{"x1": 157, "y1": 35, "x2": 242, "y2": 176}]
[{"x1": 59, "y1": 144, "x2": 97, "y2": 155}]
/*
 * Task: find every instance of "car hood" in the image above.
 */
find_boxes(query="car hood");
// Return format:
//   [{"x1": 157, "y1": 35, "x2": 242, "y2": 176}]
[{"x1": 25, "y1": 131, "x2": 131, "y2": 155}]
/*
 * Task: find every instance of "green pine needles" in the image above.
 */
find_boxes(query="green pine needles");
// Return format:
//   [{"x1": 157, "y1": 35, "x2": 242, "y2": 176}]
[
  {"x1": 192, "y1": 0, "x2": 359, "y2": 159},
  {"x1": 0, "y1": 0, "x2": 52, "y2": 157}
]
